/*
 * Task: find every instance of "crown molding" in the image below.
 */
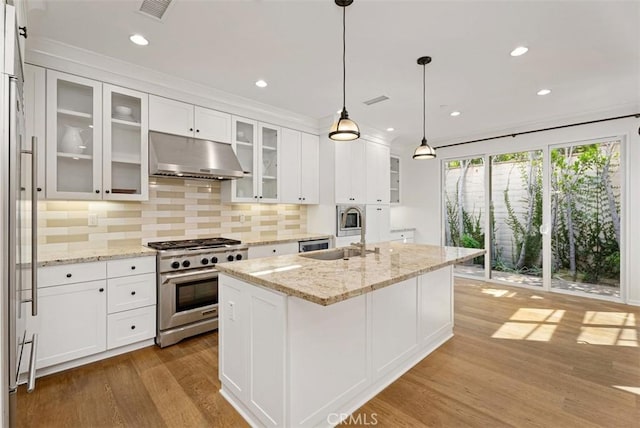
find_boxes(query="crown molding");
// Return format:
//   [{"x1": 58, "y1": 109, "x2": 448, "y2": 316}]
[{"x1": 26, "y1": 37, "x2": 320, "y2": 134}]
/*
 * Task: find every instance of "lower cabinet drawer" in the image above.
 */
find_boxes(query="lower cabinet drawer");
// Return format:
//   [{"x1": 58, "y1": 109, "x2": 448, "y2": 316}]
[
  {"x1": 107, "y1": 305, "x2": 156, "y2": 349},
  {"x1": 107, "y1": 273, "x2": 156, "y2": 314}
]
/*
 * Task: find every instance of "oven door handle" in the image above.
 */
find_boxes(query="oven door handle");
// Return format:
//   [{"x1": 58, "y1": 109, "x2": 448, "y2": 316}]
[{"x1": 163, "y1": 268, "x2": 219, "y2": 282}]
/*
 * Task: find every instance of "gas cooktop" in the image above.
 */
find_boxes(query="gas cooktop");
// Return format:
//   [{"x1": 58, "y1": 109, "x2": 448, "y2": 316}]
[{"x1": 147, "y1": 237, "x2": 242, "y2": 251}]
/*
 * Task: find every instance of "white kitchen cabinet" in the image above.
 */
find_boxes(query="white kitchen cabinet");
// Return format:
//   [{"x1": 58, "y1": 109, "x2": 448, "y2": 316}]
[
  {"x1": 248, "y1": 242, "x2": 299, "y2": 259},
  {"x1": 335, "y1": 138, "x2": 366, "y2": 204},
  {"x1": 34, "y1": 280, "x2": 108, "y2": 369},
  {"x1": 223, "y1": 117, "x2": 280, "y2": 203},
  {"x1": 46, "y1": 70, "x2": 103, "y2": 200},
  {"x1": 366, "y1": 204, "x2": 391, "y2": 244},
  {"x1": 45, "y1": 70, "x2": 149, "y2": 201},
  {"x1": 148, "y1": 95, "x2": 231, "y2": 143},
  {"x1": 103, "y1": 84, "x2": 149, "y2": 200},
  {"x1": 24, "y1": 64, "x2": 46, "y2": 198},
  {"x1": 280, "y1": 128, "x2": 319, "y2": 204},
  {"x1": 28, "y1": 256, "x2": 156, "y2": 376},
  {"x1": 366, "y1": 142, "x2": 390, "y2": 204},
  {"x1": 390, "y1": 155, "x2": 400, "y2": 204}
]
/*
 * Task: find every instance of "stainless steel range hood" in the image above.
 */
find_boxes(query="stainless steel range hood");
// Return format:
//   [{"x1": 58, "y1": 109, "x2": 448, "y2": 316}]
[{"x1": 149, "y1": 131, "x2": 244, "y2": 180}]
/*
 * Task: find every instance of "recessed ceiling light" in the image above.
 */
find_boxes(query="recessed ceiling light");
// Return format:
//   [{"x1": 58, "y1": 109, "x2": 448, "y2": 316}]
[
  {"x1": 129, "y1": 34, "x2": 149, "y2": 46},
  {"x1": 537, "y1": 88, "x2": 551, "y2": 96},
  {"x1": 255, "y1": 80, "x2": 268, "y2": 88},
  {"x1": 510, "y1": 46, "x2": 528, "y2": 57},
  {"x1": 450, "y1": 111, "x2": 461, "y2": 117},
  {"x1": 386, "y1": 127, "x2": 394, "y2": 132}
]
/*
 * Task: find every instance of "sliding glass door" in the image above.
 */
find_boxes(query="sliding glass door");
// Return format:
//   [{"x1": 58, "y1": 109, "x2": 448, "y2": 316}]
[
  {"x1": 489, "y1": 150, "x2": 543, "y2": 286},
  {"x1": 443, "y1": 157, "x2": 486, "y2": 279},
  {"x1": 549, "y1": 140, "x2": 622, "y2": 298},
  {"x1": 443, "y1": 137, "x2": 624, "y2": 301}
]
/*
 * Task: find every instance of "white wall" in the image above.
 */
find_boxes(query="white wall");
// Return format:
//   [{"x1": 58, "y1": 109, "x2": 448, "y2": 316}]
[{"x1": 401, "y1": 116, "x2": 640, "y2": 305}]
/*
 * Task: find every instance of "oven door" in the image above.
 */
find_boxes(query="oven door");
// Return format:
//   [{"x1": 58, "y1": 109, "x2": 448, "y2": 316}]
[{"x1": 159, "y1": 268, "x2": 219, "y2": 330}]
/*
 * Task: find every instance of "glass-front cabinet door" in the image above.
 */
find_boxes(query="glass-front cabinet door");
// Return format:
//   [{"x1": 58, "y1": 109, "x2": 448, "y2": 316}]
[
  {"x1": 259, "y1": 123, "x2": 280, "y2": 202},
  {"x1": 232, "y1": 117, "x2": 258, "y2": 202},
  {"x1": 46, "y1": 70, "x2": 102, "y2": 199},
  {"x1": 102, "y1": 85, "x2": 148, "y2": 201}
]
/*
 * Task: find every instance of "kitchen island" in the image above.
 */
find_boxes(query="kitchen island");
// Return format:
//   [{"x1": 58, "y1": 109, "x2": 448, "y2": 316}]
[{"x1": 216, "y1": 242, "x2": 484, "y2": 427}]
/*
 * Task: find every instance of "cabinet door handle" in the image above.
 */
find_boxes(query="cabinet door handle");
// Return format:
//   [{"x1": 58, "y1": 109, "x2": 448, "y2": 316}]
[
  {"x1": 130, "y1": 325, "x2": 136, "y2": 330},
  {"x1": 95, "y1": 190, "x2": 100, "y2": 194},
  {"x1": 66, "y1": 273, "x2": 72, "y2": 278},
  {"x1": 99, "y1": 288, "x2": 104, "y2": 292},
  {"x1": 189, "y1": 127, "x2": 193, "y2": 132},
  {"x1": 19, "y1": 26, "x2": 27, "y2": 39},
  {"x1": 105, "y1": 190, "x2": 110, "y2": 194},
  {"x1": 259, "y1": 196, "x2": 263, "y2": 199},
  {"x1": 131, "y1": 291, "x2": 136, "y2": 296},
  {"x1": 131, "y1": 266, "x2": 136, "y2": 270},
  {"x1": 272, "y1": 249, "x2": 276, "y2": 253},
  {"x1": 37, "y1": 187, "x2": 42, "y2": 192},
  {"x1": 196, "y1": 129, "x2": 200, "y2": 133}
]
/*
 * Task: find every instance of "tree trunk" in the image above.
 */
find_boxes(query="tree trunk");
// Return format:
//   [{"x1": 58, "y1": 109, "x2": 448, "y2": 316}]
[
  {"x1": 516, "y1": 152, "x2": 537, "y2": 269},
  {"x1": 457, "y1": 160, "x2": 470, "y2": 242},
  {"x1": 601, "y1": 142, "x2": 620, "y2": 246},
  {"x1": 563, "y1": 146, "x2": 577, "y2": 279}
]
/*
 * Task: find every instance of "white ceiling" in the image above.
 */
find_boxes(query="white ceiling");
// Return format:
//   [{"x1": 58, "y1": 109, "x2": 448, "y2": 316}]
[{"x1": 27, "y1": 0, "x2": 640, "y2": 147}]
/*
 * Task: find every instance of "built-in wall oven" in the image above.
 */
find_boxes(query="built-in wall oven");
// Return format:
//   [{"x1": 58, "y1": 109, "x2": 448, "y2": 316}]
[
  {"x1": 336, "y1": 204, "x2": 365, "y2": 237},
  {"x1": 147, "y1": 238, "x2": 248, "y2": 348}
]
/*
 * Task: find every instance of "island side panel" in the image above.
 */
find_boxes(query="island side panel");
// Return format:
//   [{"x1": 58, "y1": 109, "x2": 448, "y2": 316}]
[
  {"x1": 288, "y1": 295, "x2": 369, "y2": 427},
  {"x1": 419, "y1": 265, "x2": 454, "y2": 346},
  {"x1": 219, "y1": 274, "x2": 287, "y2": 427},
  {"x1": 371, "y1": 278, "x2": 419, "y2": 378}
]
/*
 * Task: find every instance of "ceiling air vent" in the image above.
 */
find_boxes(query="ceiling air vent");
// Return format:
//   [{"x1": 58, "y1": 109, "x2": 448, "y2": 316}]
[
  {"x1": 363, "y1": 95, "x2": 389, "y2": 106},
  {"x1": 139, "y1": 0, "x2": 172, "y2": 20}
]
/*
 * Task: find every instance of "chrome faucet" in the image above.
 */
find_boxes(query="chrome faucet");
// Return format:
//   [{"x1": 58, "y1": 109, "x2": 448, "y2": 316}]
[{"x1": 340, "y1": 206, "x2": 366, "y2": 257}]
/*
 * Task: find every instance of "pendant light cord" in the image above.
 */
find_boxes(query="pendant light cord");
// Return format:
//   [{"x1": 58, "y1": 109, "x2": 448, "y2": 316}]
[
  {"x1": 342, "y1": 5, "x2": 346, "y2": 111},
  {"x1": 422, "y1": 62, "x2": 426, "y2": 140}
]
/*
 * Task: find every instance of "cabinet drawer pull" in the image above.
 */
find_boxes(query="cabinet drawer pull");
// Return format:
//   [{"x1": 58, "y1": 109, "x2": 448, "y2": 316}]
[
  {"x1": 95, "y1": 190, "x2": 100, "y2": 194},
  {"x1": 189, "y1": 127, "x2": 193, "y2": 132},
  {"x1": 131, "y1": 291, "x2": 136, "y2": 296},
  {"x1": 131, "y1": 266, "x2": 136, "y2": 270},
  {"x1": 105, "y1": 190, "x2": 110, "y2": 194},
  {"x1": 130, "y1": 325, "x2": 136, "y2": 330},
  {"x1": 66, "y1": 273, "x2": 72, "y2": 278},
  {"x1": 99, "y1": 288, "x2": 104, "y2": 292}
]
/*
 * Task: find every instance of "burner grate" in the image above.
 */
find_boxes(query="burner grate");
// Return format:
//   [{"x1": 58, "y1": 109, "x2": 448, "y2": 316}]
[{"x1": 147, "y1": 237, "x2": 241, "y2": 251}]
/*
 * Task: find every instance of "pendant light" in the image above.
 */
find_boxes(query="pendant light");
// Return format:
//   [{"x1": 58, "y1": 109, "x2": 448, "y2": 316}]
[
  {"x1": 413, "y1": 56, "x2": 436, "y2": 159},
  {"x1": 329, "y1": 0, "x2": 360, "y2": 141}
]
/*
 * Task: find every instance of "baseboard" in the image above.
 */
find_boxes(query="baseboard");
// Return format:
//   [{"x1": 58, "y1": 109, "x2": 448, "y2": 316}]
[
  {"x1": 18, "y1": 339, "x2": 155, "y2": 384},
  {"x1": 627, "y1": 299, "x2": 640, "y2": 307},
  {"x1": 219, "y1": 387, "x2": 262, "y2": 428}
]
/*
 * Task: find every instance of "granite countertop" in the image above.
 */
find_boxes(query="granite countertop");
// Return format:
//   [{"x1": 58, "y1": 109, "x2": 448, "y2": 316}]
[
  {"x1": 38, "y1": 246, "x2": 157, "y2": 267},
  {"x1": 216, "y1": 242, "x2": 485, "y2": 306},
  {"x1": 223, "y1": 232, "x2": 333, "y2": 246}
]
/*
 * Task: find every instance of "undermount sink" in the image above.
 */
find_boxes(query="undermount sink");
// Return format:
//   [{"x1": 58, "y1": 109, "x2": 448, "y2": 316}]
[{"x1": 299, "y1": 248, "x2": 362, "y2": 261}]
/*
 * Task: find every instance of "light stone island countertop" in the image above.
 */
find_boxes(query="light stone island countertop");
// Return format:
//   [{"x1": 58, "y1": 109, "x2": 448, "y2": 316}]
[
  {"x1": 38, "y1": 246, "x2": 157, "y2": 267},
  {"x1": 223, "y1": 232, "x2": 333, "y2": 246},
  {"x1": 216, "y1": 242, "x2": 485, "y2": 306}
]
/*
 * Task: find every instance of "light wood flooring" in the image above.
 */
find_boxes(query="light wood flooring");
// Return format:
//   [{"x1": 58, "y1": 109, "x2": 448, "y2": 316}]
[{"x1": 18, "y1": 279, "x2": 640, "y2": 427}]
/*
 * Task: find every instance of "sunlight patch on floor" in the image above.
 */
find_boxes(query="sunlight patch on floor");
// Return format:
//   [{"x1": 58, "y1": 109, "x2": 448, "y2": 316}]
[
  {"x1": 491, "y1": 308, "x2": 565, "y2": 341},
  {"x1": 481, "y1": 288, "x2": 517, "y2": 298},
  {"x1": 577, "y1": 312, "x2": 638, "y2": 347},
  {"x1": 577, "y1": 327, "x2": 638, "y2": 347},
  {"x1": 613, "y1": 385, "x2": 640, "y2": 396}
]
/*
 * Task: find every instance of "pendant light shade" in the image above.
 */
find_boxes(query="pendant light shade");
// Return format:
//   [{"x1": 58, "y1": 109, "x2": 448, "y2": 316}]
[
  {"x1": 330, "y1": 0, "x2": 360, "y2": 141},
  {"x1": 413, "y1": 56, "x2": 436, "y2": 159}
]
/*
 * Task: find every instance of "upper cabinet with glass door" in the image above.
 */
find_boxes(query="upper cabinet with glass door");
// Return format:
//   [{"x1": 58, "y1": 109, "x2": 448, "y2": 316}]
[
  {"x1": 102, "y1": 84, "x2": 148, "y2": 200},
  {"x1": 46, "y1": 70, "x2": 103, "y2": 200},
  {"x1": 223, "y1": 117, "x2": 280, "y2": 203},
  {"x1": 46, "y1": 70, "x2": 149, "y2": 201}
]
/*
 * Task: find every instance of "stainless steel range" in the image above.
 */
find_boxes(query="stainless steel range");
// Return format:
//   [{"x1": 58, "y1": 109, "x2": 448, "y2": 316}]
[{"x1": 147, "y1": 237, "x2": 248, "y2": 348}]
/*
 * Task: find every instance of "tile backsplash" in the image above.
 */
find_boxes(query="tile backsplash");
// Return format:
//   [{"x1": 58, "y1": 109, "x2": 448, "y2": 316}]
[{"x1": 38, "y1": 178, "x2": 307, "y2": 253}]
